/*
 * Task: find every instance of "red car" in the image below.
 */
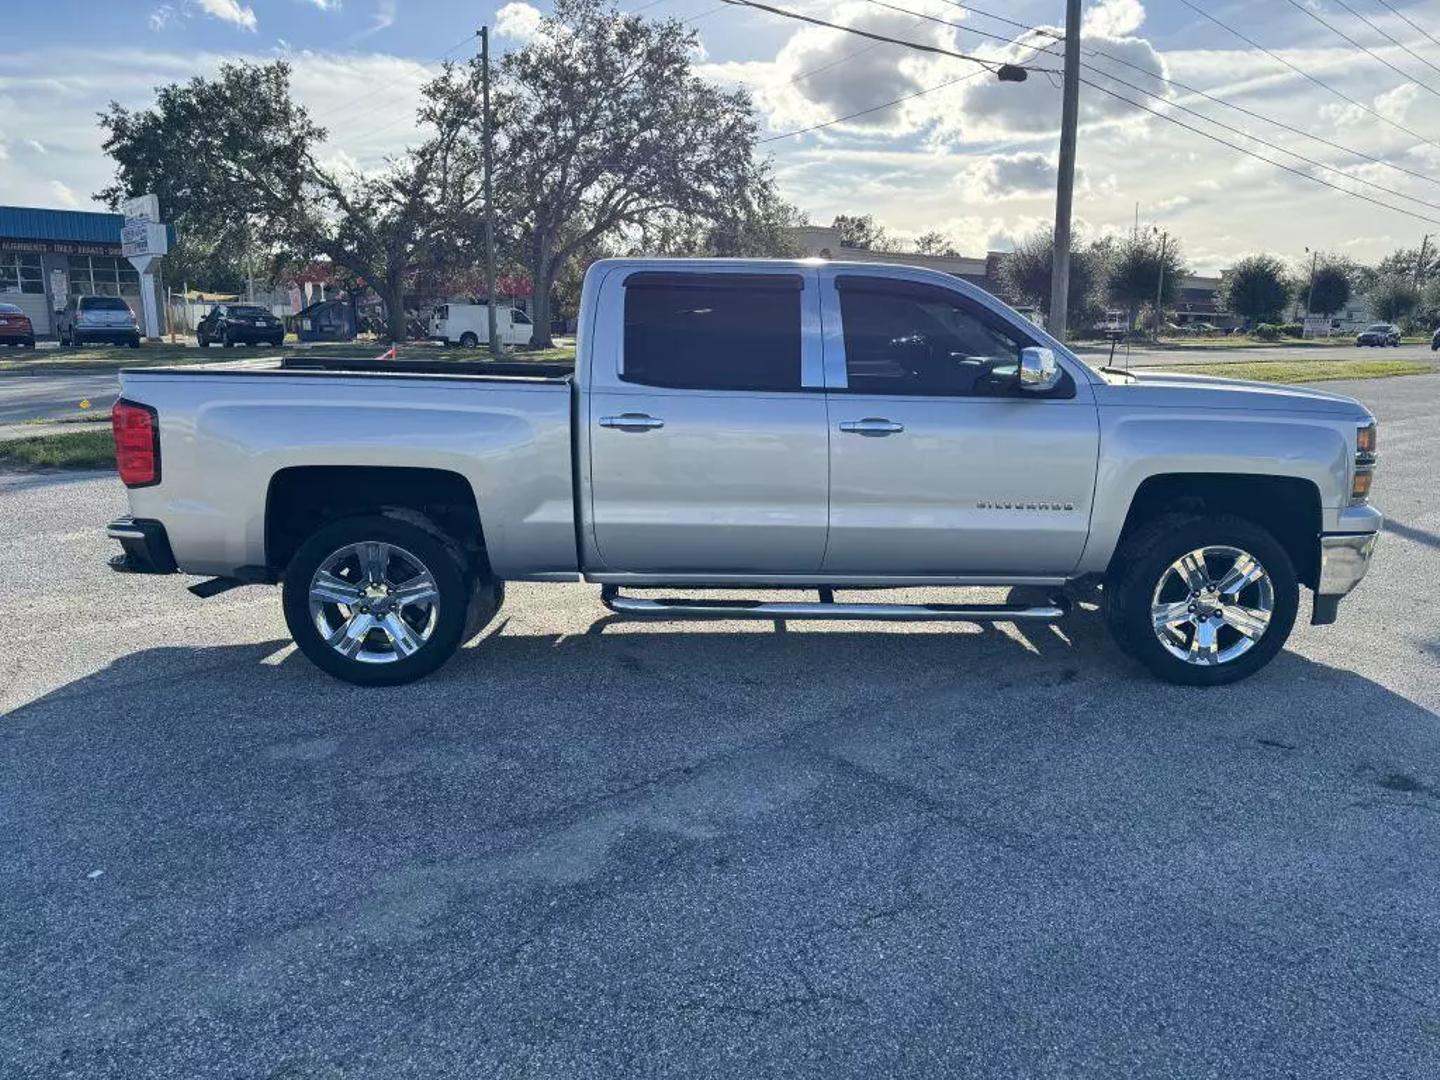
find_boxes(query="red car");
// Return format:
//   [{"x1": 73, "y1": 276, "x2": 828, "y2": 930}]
[{"x1": 0, "y1": 302, "x2": 35, "y2": 348}]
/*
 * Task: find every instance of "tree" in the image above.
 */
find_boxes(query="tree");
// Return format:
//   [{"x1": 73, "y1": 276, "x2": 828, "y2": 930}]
[
  {"x1": 1108, "y1": 231, "x2": 1186, "y2": 328},
  {"x1": 1366, "y1": 274, "x2": 1421, "y2": 322},
  {"x1": 98, "y1": 61, "x2": 471, "y2": 340},
  {"x1": 1377, "y1": 243, "x2": 1439, "y2": 285},
  {"x1": 998, "y1": 228, "x2": 1110, "y2": 329},
  {"x1": 913, "y1": 230, "x2": 960, "y2": 257},
  {"x1": 1307, "y1": 263, "x2": 1351, "y2": 317},
  {"x1": 1220, "y1": 254, "x2": 1291, "y2": 326},
  {"x1": 831, "y1": 213, "x2": 893, "y2": 251},
  {"x1": 429, "y1": 0, "x2": 771, "y2": 347}
]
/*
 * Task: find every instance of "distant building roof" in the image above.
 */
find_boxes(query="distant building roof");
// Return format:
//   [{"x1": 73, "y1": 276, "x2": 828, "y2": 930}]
[{"x1": 0, "y1": 205, "x2": 126, "y2": 245}]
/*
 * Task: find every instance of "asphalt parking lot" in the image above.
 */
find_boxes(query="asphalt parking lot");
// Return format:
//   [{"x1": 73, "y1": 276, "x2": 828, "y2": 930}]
[{"x1": 3, "y1": 375, "x2": 1439, "y2": 1078}]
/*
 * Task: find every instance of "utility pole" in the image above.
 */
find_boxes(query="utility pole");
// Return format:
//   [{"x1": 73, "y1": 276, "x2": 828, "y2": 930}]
[
  {"x1": 1414, "y1": 233, "x2": 1430, "y2": 287},
  {"x1": 481, "y1": 25, "x2": 502, "y2": 359},
  {"x1": 1305, "y1": 247, "x2": 1318, "y2": 314},
  {"x1": 1046, "y1": 0, "x2": 1082, "y2": 341},
  {"x1": 1152, "y1": 229, "x2": 1169, "y2": 340}
]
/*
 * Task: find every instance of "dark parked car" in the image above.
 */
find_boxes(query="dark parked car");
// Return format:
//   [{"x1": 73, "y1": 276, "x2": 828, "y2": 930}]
[
  {"x1": 197, "y1": 304, "x2": 285, "y2": 348},
  {"x1": 58, "y1": 295, "x2": 140, "y2": 348},
  {"x1": 1355, "y1": 322, "x2": 1401, "y2": 347},
  {"x1": 0, "y1": 302, "x2": 35, "y2": 348}
]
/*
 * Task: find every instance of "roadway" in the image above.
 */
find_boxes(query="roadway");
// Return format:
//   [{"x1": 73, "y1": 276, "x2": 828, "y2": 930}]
[{"x1": 3, "y1": 375, "x2": 1438, "y2": 1077}]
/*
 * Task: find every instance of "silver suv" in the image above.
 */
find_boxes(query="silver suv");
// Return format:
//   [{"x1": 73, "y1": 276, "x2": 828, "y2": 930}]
[{"x1": 58, "y1": 295, "x2": 141, "y2": 348}]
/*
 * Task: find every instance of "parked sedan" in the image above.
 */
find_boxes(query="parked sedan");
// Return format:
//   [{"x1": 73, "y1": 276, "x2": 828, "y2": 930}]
[
  {"x1": 197, "y1": 304, "x2": 285, "y2": 348},
  {"x1": 1355, "y1": 322, "x2": 1401, "y2": 347},
  {"x1": 58, "y1": 295, "x2": 141, "y2": 348},
  {"x1": 0, "y1": 302, "x2": 35, "y2": 348}
]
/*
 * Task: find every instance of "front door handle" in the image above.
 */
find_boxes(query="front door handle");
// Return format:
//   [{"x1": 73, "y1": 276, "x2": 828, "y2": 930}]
[
  {"x1": 599, "y1": 413, "x2": 665, "y2": 432},
  {"x1": 839, "y1": 417, "x2": 905, "y2": 436}
]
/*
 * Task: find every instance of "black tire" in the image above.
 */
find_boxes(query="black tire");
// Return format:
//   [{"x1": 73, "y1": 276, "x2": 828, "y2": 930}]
[
  {"x1": 1104, "y1": 512, "x2": 1299, "y2": 686},
  {"x1": 458, "y1": 331, "x2": 479, "y2": 349},
  {"x1": 128, "y1": 337, "x2": 141, "y2": 349},
  {"x1": 198, "y1": 333, "x2": 210, "y2": 348},
  {"x1": 223, "y1": 330, "x2": 234, "y2": 348},
  {"x1": 282, "y1": 515, "x2": 476, "y2": 686}
]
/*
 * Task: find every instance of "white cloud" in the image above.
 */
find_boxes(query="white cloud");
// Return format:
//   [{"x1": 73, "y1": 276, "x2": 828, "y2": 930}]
[
  {"x1": 300, "y1": 0, "x2": 342, "y2": 9},
  {"x1": 495, "y1": 2, "x2": 543, "y2": 44},
  {"x1": 25, "y1": 139, "x2": 47, "y2": 155},
  {"x1": 1374, "y1": 82, "x2": 1420, "y2": 124},
  {"x1": 49, "y1": 180, "x2": 80, "y2": 208},
  {"x1": 149, "y1": 5, "x2": 176, "y2": 30},
  {"x1": 1082, "y1": 0, "x2": 1145, "y2": 39},
  {"x1": 369, "y1": 0, "x2": 396, "y2": 33},
  {"x1": 193, "y1": 0, "x2": 258, "y2": 31}
]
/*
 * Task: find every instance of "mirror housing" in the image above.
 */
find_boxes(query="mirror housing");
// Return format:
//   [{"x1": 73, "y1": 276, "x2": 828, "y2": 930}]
[{"x1": 1019, "y1": 346, "x2": 1061, "y2": 392}]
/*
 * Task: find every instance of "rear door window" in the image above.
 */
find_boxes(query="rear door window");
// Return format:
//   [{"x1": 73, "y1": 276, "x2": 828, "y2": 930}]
[{"x1": 622, "y1": 273, "x2": 802, "y2": 392}]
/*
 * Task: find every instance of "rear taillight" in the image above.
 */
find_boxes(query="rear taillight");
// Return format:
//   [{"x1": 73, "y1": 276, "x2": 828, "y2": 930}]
[{"x1": 112, "y1": 399, "x2": 160, "y2": 487}]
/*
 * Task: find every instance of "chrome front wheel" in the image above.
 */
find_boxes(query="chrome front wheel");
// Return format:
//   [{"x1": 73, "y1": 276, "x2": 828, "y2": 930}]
[
  {"x1": 308, "y1": 541, "x2": 441, "y2": 665},
  {"x1": 1150, "y1": 545, "x2": 1275, "y2": 666}
]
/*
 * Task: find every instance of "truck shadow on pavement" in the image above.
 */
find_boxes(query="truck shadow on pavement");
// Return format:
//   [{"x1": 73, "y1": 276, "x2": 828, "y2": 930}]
[{"x1": 5, "y1": 607, "x2": 1440, "y2": 1077}]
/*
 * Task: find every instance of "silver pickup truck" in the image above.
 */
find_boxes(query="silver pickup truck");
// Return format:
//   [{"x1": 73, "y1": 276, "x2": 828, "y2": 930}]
[{"x1": 106, "y1": 258, "x2": 1381, "y2": 687}]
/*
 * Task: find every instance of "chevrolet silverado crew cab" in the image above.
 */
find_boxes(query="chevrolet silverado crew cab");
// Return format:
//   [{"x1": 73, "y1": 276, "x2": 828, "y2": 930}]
[{"x1": 105, "y1": 258, "x2": 1382, "y2": 687}]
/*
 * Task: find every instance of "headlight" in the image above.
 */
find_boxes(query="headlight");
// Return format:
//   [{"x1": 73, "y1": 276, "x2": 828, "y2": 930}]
[{"x1": 1352, "y1": 421, "x2": 1377, "y2": 504}]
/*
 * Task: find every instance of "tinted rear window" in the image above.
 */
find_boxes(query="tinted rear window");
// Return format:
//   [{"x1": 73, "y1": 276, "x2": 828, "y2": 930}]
[
  {"x1": 622, "y1": 273, "x2": 802, "y2": 392},
  {"x1": 0, "y1": 303, "x2": 21, "y2": 314},
  {"x1": 80, "y1": 297, "x2": 132, "y2": 311},
  {"x1": 232, "y1": 305, "x2": 269, "y2": 317}
]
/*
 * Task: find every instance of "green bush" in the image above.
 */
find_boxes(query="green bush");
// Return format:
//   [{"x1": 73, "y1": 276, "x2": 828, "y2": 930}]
[
  {"x1": 1279, "y1": 323, "x2": 1303, "y2": 337},
  {"x1": 1252, "y1": 323, "x2": 1284, "y2": 341}
]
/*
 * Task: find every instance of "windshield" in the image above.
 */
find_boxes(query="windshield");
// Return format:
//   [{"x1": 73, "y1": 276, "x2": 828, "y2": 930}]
[{"x1": 80, "y1": 297, "x2": 132, "y2": 311}]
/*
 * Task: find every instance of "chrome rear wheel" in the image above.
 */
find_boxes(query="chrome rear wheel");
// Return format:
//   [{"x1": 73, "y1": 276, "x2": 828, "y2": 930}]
[{"x1": 307, "y1": 541, "x2": 441, "y2": 665}]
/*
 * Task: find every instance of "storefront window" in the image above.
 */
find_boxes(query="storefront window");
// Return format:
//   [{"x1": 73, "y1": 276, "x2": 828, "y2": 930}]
[
  {"x1": 0, "y1": 253, "x2": 44, "y2": 294},
  {"x1": 67, "y1": 255, "x2": 140, "y2": 298}
]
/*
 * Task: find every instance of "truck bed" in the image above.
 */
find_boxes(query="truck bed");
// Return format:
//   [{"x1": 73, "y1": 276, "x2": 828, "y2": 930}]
[{"x1": 123, "y1": 354, "x2": 574, "y2": 382}]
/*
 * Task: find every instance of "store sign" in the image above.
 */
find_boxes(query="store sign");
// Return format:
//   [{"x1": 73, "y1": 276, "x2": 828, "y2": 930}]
[
  {"x1": 121, "y1": 221, "x2": 169, "y2": 258},
  {"x1": 121, "y1": 194, "x2": 161, "y2": 224}
]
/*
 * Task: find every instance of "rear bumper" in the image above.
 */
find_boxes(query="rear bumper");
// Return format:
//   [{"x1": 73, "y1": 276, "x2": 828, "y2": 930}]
[
  {"x1": 1311, "y1": 529, "x2": 1380, "y2": 625},
  {"x1": 75, "y1": 329, "x2": 140, "y2": 345},
  {"x1": 221, "y1": 327, "x2": 284, "y2": 342},
  {"x1": 106, "y1": 516, "x2": 177, "y2": 574}
]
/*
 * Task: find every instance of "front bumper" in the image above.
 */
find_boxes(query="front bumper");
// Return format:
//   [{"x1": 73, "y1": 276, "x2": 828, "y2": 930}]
[
  {"x1": 106, "y1": 517, "x2": 177, "y2": 574},
  {"x1": 1311, "y1": 531, "x2": 1380, "y2": 624}
]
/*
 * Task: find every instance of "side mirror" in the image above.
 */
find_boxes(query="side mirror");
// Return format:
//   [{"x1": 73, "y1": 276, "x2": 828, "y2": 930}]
[{"x1": 1019, "y1": 346, "x2": 1061, "y2": 392}]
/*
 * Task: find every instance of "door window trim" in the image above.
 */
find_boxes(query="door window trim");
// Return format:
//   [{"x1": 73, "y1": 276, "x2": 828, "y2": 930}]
[
  {"x1": 821, "y1": 271, "x2": 1075, "y2": 400},
  {"x1": 617, "y1": 268, "x2": 825, "y2": 393}
]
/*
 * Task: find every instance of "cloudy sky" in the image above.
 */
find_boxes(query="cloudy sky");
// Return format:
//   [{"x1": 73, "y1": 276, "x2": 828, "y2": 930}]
[{"x1": 4, "y1": 0, "x2": 1440, "y2": 272}]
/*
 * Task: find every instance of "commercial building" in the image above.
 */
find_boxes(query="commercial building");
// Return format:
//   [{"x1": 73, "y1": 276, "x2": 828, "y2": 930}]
[{"x1": 0, "y1": 205, "x2": 155, "y2": 338}]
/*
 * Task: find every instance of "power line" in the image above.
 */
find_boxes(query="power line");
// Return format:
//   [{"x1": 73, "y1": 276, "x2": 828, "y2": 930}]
[
  {"x1": 759, "y1": 70, "x2": 986, "y2": 142},
  {"x1": 931, "y1": 0, "x2": 1063, "y2": 40},
  {"x1": 1075, "y1": 36, "x2": 1440, "y2": 190},
  {"x1": 1175, "y1": 0, "x2": 1440, "y2": 150},
  {"x1": 1326, "y1": 0, "x2": 1440, "y2": 80},
  {"x1": 719, "y1": 0, "x2": 1035, "y2": 73},
  {"x1": 1279, "y1": 0, "x2": 1440, "y2": 98},
  {"x1": 315, "y1": 34, "x2": 476, "y2": 129},
  {"x1": 1371, "y1": 0, "x2": 1440, "y2": 52},
  {"x1": 732, "y1": 1, "x2": 1440, "y2": 229},
  {"x1": 868, "y1": 0, "x2": 1440, "y2": 211},
  {"x1": 1076, "y1": 74, "x2": 1440, "y2": 227}
]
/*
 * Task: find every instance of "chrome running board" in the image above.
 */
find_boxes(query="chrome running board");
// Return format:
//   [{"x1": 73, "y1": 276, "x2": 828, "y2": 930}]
[{"x1": 599, "y1": 585, "x2": 1069, "y2": 622}]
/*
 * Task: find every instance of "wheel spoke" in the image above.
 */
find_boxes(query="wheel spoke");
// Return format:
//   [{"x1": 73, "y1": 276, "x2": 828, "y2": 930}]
[
  {"x1": 1151, "y1": 600, "x2": 1192, "y2": 631},
  {"x1": 390, "y1": 571, "x2": 438, "y2": 608},
  {"x1": 1187, "y1": 618, "x2": 1221, "y2": 664},
  {"x1": 380, "y1": 613, "x2": 422, "y2": 656},
  {"x1": 1219, "y1": 603, "x2": 1271, "y2": 640},
  {"x1": 1216, "y1": 554, "x2": 1265, "y2": 597},
  {"x1": 310, "y1": 570, "x2": 362, "y2": 607},
  {"x1": 326, "y1": 613, "x2": 376, "y2": 658},
  {"x1": 1175, "y1": 550, "x2": 1211, "y2": 592}
]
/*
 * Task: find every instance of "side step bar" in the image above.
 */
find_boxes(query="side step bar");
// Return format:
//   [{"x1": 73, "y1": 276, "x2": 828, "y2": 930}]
[{"x1": 599, "y1": 585, "x2": 1069, "y2": 622}]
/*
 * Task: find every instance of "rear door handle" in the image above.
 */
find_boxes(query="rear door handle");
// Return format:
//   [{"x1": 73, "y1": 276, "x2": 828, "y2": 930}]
[
  {"x1": 599, "y1": 413, "x2": 665, "y2": 432},
  {"x1": 839, "y1": 417, "x2": 905, "y2": 436}
]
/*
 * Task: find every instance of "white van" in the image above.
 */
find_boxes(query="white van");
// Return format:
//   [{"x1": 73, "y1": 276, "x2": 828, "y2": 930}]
[{"x1": 429, "y1": 303, "x2": 534, "y2": 347}]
